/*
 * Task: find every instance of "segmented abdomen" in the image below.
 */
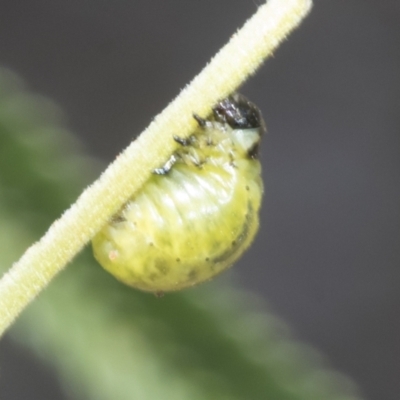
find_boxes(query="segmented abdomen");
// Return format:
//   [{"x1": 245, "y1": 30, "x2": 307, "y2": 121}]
[{"x1": 92, "y1": 158, "x2": 261, "y2": 292}]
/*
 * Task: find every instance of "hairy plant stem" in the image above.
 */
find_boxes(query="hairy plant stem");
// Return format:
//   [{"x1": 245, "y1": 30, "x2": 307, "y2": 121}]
[{"x1": 0, "y1": 0, "x2": 312, "y2": 336}]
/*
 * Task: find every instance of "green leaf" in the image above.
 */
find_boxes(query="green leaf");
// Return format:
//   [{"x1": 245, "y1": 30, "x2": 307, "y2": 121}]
[{"x1": 0, "y1": 68, "x2": 362, "y2": 400}]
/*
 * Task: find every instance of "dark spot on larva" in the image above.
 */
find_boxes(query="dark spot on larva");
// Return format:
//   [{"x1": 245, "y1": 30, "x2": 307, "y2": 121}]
[
  {"x1": 176, "y1": 258, "x2": 181, "y2": 262},
  {"x1": 111, "y1": 214, "x2": 126, "y2": 224},
  {"x1": 154, "y1": 260, "x2": 169, "y2": 275},
  {"x1": 188, "y1": 270, "x2": 198, "y2": 280},
  {"x1": 205, "y1": 257, "x2": 210, "y2": 262},
  {"x1": 232, "y1": 240, "x2": 236, "y2": 247},
  {"x1": 228, "y1": 153, "x2": 238, "y2": 168},
  {"x1": 149, "y1": 242, "x2": 154, "y2": 246},
  {"x1": 193, "y1": 159, "x2": 202, "y2": 168},
  {"x1": 247, "y1": 142, "x2": 260, "y2": 159},
  {"x1": 246, "y1": 185, "x2": 250, "y2": 191},
  {"x1": 149, "y1": 273, "x2": 158, "y2": 281}
]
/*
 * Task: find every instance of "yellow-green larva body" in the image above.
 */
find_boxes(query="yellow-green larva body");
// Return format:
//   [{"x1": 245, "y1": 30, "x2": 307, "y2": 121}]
[{"x1": 92, "y1": 94, "x2": 265, "y2": 293}]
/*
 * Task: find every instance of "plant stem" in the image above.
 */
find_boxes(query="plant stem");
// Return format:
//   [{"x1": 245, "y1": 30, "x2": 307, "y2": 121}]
[{"x1": 0, "y1": 0, "x2": 312, "y2": 336}]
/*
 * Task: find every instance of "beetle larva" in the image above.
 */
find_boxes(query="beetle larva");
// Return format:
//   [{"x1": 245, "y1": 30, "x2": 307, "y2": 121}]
[{"x1": 92, "y1": 93, "x2": 265, "y2": 293}]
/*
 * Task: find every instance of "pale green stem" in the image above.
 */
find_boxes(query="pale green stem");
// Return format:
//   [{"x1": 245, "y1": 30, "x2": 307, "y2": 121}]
[{"x1": 0, "y1": 0, "x2": 312, "y2": 336}]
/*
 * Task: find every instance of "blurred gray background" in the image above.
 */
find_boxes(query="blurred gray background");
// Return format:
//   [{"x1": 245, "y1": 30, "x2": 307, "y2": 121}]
[{"x1": 0, "y1": 1, "x2": 399, "y2": 399}]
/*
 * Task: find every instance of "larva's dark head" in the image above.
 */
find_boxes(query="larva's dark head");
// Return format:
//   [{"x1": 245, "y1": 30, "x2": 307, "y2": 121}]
[
  {"x1": 213, "y1": 93, "x2": 265, "y2": 159},
  {"x1": 213, "y1": 93, "x2": 265, "y2": 132}
]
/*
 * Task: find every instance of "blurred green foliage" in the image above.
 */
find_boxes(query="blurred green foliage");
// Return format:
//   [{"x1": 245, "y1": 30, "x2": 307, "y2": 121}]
[{"x1": 0, "y1": 69, "x2": 362, "y2": 400}]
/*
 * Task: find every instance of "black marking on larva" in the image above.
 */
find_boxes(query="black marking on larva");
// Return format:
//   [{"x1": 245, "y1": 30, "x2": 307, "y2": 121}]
[
  {"x1": 188, "y1": 269, "x2": 198, "y2": 281},
  {"x1": 206, "y1": 136, "x2": 213, "y2": 146},
  {"x1": 174, "y1": 135, "x2": 194, "y2": 147},
  {"x1": 228, "y1": 152, "x2": 238, "y2": 168},
  {"x1": 111, "y1": 214, "x2": 127, "y2": 224},
  {"x1": 229, "y1": 160, "x2": 237, "y2": 168},
  {"x1": 193, "y1": 113, "x2": 207, "y2": 128},
  {"x1": 155, "y1": 260, "x2": 169, "y2": 275},
  {"x1": 149, "y1": 273, "x2": 158, "y2": 282},
  {"x1": 247, "y1": 142, "x2": 260, "y2": 159},
  {"x1": 192, "y1": 158, "x2": 206, "y2": 169}
]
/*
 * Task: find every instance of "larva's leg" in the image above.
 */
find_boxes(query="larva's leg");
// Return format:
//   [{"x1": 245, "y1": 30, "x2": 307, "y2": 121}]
[
  {"x1": 156, "y1": 112, "x2": 214, "y2": 174},
  {"x1": 173, "y1": 135, "x2": 193, "y2": 147},
  {"x1": 193, "y1": 113, "x2": 217, "y2": 149},
  {"x1": 153, "y1": 155, "x2": 177, "y2": 175},
  {"x1": 193, "y1": 113, "x2": 214, "y2": 130},
  {"x1": 193, "y1": 113, "x2": 207, "y2": 128}
]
